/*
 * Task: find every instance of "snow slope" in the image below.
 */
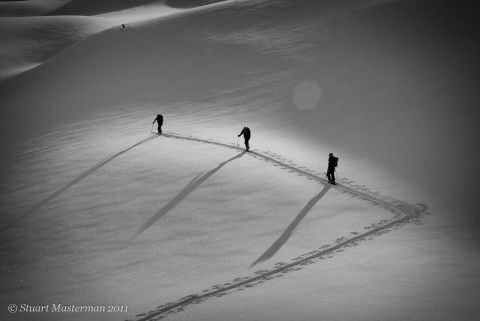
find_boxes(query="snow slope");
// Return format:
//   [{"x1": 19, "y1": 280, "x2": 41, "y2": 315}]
[
  {"x1": 1, "y1": 0, "x2": 480, "y2": 320},
  {"x1": 0, "y1": 15, "x2": 113, "y2": 81},
  {"x1": 0, "y1": 0, "x2": 189, "y2": 81},
  {"x1": 2, "y1": 0, "x2": 479, "y2": 224},
  {"x1": 0, "y1": 0, "x2": 68, "y2": 17},
  {"x1": 1, "y1": 116, "x2": 408, "y2": 321}
]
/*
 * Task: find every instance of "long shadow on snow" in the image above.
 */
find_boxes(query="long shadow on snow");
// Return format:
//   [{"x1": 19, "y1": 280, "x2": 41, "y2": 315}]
[
  {"x1": 134, "y1": 151, "x2": 246, "y2": 237},
  {"x1": 251, "y1": 183, "x2": 331, "y2": 267},
  {"x1": 1, "y1": 135, "x2": 159, "y2": 234}
]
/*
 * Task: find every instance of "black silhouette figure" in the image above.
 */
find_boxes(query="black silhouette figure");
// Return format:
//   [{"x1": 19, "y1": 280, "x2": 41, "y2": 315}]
[
  {"x1": 327, "y1": 153, "x2": 338, "y2": 185},
  {"x1": 122, "y1": 24, "x2": 125, "y2": 29},
  {"x1": 238, "y1": 127, "x2": 251, "y2": 151},
  {"x1": 153, "y1": 114, "x2": 163, "y2": 134}
]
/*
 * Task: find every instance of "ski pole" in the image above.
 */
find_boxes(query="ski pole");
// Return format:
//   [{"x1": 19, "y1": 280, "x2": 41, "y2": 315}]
[
  {"x1": 151, "y1": 123, "x2": 154, "y2": 133},
  {"x1": 236, "y1": 136, "x2": 239, "y2": 146}
]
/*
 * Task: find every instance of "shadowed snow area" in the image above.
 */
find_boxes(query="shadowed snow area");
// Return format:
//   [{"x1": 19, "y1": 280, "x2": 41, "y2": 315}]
[
  {"x1": 0, "y1": 0, "x2": 201, "y2": 81},
  {"x1": 166, "y1": 0, "x2": 227, "y2": 9},
  {"x1": 52, "y1": 0, "x2": 158, "y2": 16},
  {"x1": 1, "y1": 0, "x2": 480, "y2": 320},
  {"x1": 0, "y1": 16, "x2": 113, "y2": 81},
  {"x1": 0, "y1": 0, "x2": 68, "y2": 17}
]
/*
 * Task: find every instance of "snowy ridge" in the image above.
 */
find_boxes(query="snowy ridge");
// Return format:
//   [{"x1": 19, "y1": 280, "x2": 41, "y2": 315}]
[{"x1": 127, "y1": 132, "x2": 428, "y2": 321}]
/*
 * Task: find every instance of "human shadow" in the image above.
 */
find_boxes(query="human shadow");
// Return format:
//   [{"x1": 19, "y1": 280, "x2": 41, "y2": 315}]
[
  {"x1": 251, "y1": 183, "x2": 331, "y2": 267},
  {"x1": 134, "y1": 151, "x2": 246, "y2": 237},
  {"x1": 1, "y1": 135, "x2": 158, "y2": 234}
]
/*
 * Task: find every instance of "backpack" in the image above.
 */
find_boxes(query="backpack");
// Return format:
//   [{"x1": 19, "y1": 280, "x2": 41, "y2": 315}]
[{"x1": 332, "y1": 156, "x2": 338, "y2": 167}]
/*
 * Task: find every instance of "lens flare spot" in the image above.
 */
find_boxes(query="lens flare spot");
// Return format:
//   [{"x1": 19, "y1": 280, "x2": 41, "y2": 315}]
[{"x1": 292, "y1": 81, "x2": 322, "y2": 110}]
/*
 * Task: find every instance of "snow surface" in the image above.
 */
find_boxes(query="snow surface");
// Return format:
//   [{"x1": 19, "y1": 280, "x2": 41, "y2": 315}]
[{"x1": 1, "y1": 0, "x2": 480, "y2": 320}]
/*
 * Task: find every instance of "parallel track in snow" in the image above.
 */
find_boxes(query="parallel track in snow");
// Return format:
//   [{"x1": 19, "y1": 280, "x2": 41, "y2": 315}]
[
  {"x1": 127, "y1": 133, "x2": 426, "y2": 321},
  {"x1": 163, "y1": 133, "x2": 414, "y2": 218}
]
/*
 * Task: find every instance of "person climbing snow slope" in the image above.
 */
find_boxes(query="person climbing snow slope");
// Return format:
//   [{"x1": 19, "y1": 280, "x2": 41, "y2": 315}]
[
  {"x1": 153, "y1": 114, "x2": 163, "y2": 134},
  {"x1": 238, "y1": 126, "x2": 251, "y2": 151}
]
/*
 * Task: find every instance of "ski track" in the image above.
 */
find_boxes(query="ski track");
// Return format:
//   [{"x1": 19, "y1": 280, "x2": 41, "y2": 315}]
[
  {"x1": 3, "y1": 130, "x2": 427, "y2": 320},
  {"x1": 126, "y1": 132, "x2": 428, "y2": 321}
]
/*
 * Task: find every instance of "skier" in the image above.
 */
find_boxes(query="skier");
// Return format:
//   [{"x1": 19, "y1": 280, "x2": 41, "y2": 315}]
[
  {"x1": 327, "y1": 153, "x2": 338, "y2": 185},
  {"x1": 238, "y1": 126, "x2": 251, "y2": 151},
  {"x1": 153, "y1": 114, "x2": 163, "y2": 134}
]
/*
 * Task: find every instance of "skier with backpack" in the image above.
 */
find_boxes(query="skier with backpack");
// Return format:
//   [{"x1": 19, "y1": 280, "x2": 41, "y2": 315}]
[
  {"x1": 152, "y1": 114, "x2": 163, "y2": 134},
  {"x1": 327, "y1": 153, "x2": 338, "y2": 185},
  {"x1": 238, "y1": 127, "x2": 251, "y2": 151}
]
